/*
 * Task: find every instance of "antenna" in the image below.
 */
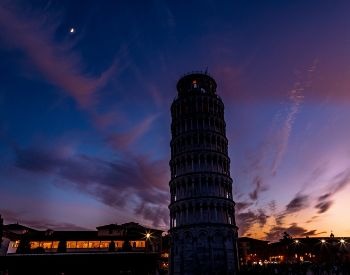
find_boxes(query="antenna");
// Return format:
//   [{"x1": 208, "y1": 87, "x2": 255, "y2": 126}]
[{"x1": 204, "y1": 67, "x2": 208, "y2": 74}]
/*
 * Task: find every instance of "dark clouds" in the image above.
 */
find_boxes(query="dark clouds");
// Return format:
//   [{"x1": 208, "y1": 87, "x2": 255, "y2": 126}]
[
  {"x1": 265, "y1": 223, "x2": 325, "y2": 241},
  {"x1": 315, "y1": 201, "x2": 333, "y2": 214},
  {"x1": 236, "y1": 208, "x2": 269, "y2": 235},
  {"x1": 249, "y1": 176, "x2": 267, "y2": 201},
  {"x1": 14, "y1": 145, "x2": 169, "y2": 227},
  {"x1": 314, "y1": 168, "x2": 350, "y2": 214},
  {"x1": 285, "y1": 194, "x2": 309, "y2": 214}
]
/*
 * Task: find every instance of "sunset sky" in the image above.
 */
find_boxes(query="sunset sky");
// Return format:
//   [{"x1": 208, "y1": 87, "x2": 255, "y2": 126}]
[{"x1": 1, "y1": 0, "x2": 350, "y2": 241}]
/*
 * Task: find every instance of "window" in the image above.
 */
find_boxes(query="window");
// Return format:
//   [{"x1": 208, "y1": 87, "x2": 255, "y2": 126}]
[
  {"x1": 67, "y1": 241, "x2": 77, "y2": 248},
  {"x1": 30, "y1": 242, "x2": 40, "y2": 249},
  {"x1": 99, "y1": 241, "x2": 110, "y2": 248},
  {"x1": 42, "y1": 242, "x2": 53, "y2": 249},
  {"x1": 52, "y1": 241, "x2": 59, "y2": 249},
  {"x1": 88, "y1": 241, "x2": 101, "y2": 248},
  {"x1": 192, "y1": 80, "x2": 198, "y2": 88},
  {"x1": 76, "y1": 241, "x2": 89, "y2": 248}
]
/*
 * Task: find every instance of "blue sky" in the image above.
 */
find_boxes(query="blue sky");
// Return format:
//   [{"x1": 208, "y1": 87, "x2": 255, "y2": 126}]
[{"x1": 1, "y1": 0, "x2": 350, "y2": 240}]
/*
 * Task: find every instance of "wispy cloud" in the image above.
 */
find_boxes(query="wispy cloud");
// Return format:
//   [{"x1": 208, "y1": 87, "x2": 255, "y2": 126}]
[
  {"x1": 249, "y1": 176, "x2": 268, "y2": 201},
  {"x1": 271, "y1": 60, "x2": 318, "y2": 175},
  {"x1": 0, "y1": 2, "x2": 117, "y2": 108},
  {"x1": 107, "y1": 114, "x2": 159, "y2": 150}
]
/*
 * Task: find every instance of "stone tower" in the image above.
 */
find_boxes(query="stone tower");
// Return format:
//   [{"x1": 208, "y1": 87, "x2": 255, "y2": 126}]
[{"x1": 169, "y1": 72, "x2": 239, "y2": 274}]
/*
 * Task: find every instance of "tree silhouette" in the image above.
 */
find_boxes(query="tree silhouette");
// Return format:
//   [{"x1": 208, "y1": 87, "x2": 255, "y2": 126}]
[
  {"x1": 280, "y1": 232, "x2": 293, "y2": 262},
  {"x1": 121, "y1": 239, "x2": 132, "y2": 252},
  {"x1": 280, "y1": 231, "x2": 292, "y2": 243},
  {"x1": 57, "y1": 240, "x2": 67, "y2": 253},
  {"x1": 108, "y1": 240, "x2": 116, "y2": 252},
  {"x1": 16, "y1": 234, "x2": 31, "y2": 254}
]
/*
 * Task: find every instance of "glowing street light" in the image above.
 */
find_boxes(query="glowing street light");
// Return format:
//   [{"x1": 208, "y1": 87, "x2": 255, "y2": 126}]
[
  {"x1": 340, "y1": 239, "x2": 345, "y2": 244},
  {"x1": 146, "y1": 233, "x2": 151, "y2": 239},
  {"x1": 321, "y1": 239, "x2": 326, "y2": 243},
  {"x1": 294, "y1": 240, "x2": 299, "y2": 244}
]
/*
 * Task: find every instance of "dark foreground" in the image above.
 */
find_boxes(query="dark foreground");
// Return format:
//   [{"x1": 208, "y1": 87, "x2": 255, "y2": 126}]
[
  {"x1": 2, "y1": 255, "x2": 350, "y2": 275},
  {"x1": 239, "y1": 263, "x2": 350, "y2": 275},
  {"x1": 0, "y1": 252, "x2": 162, "y2": 275}
]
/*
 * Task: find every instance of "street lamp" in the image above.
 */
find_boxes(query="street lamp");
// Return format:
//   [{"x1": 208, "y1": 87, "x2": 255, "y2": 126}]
[{"x1": 144, "y1": 231, "x2": 153, "y2": 252}]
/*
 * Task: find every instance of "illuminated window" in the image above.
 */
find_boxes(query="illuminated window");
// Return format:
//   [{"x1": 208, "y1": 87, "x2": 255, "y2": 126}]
[
  {"x1": 116, "y1": 241, "x2": 123, "y2": 248},
  {"x1": 131, "y1": 241, "x2": 145, "y2": 248},
  {"x1": 30, "y1": 242, "x2": 40, "y2": 249},
  {"x1": 67, "y1": 241, "x2": 77, "y2": 248},
  {"x1": 12, "y1": 240, "x2": 20, "y2": 248},
  {"x1": 76, "y1": 241, "x2": 89, "y2": 248},
  {"x1": 99, "y1": 241, "x2": 110, "y2": 248},
  {"x1": 88, "y1": 241, "x2": 101, "y2": 248},
  {"x1": 52, "y1": 241, "x2": 59, "y2": 249},
  {"x1": 42, "y1": 242, "x2": 53, "y2": 249}
]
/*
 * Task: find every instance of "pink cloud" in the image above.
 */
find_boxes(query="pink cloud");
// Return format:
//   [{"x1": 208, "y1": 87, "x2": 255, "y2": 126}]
[
  {"x1": 91, "y1": 110, "x2": 126, "y2": 130},
  {"x1": 107, "y1": 114, "x2": 159, "y2": 150},
  {"x1": 0, "y1": 3, "x2": 117, "y2": 108}
]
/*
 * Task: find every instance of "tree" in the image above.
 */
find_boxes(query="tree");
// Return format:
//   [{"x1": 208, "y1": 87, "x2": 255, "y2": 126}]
[
  {"x1": 121, "y1": 239, "x2": 132, "y2": 252},
  {"x1": 108, "y1": 240, "x2": 116, "y2": 252},
  {"x1": 280, "y1": 232, "x2": 292, "y2": 243},
  {"x1": 280, "y1": 232, "x2": 293, "y2": 262},
  {"x1": 16, "y1": 234, "x2": 31, "y2": 254},
  {"x1": 57, "y1": 240, "x2": 67, "y2": 253}
]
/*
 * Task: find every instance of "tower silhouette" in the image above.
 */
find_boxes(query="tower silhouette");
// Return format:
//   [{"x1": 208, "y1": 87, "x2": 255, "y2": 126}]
[{"x1": 169, "y1": 72, "x2": 239, "y2": 274}]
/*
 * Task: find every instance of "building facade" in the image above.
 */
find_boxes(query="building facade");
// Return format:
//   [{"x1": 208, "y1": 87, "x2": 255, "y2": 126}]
[
  {"x1": 169, "y1": 72, "x2": 239, "y2": 274},
  {"x1": 2, "y1": 222, "x2": 162, "y2": 254}
]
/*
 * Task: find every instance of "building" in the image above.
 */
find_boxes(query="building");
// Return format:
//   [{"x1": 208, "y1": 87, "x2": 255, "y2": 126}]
[
  {"x1": 236, "y1": 235, "x2": 350, "y2": 267},
  {"x1": 238, "y1": 237, "x2": 269, "y2": 265},
  {"x1": 0, "y1": 221, "x2": 166, "y2": 274},
  {"x1": 2, "y1": 221, "x2": 162, "y2": 254},
  {"x1": 168, "y1": 72, "x2": 239, "y2": 274}
]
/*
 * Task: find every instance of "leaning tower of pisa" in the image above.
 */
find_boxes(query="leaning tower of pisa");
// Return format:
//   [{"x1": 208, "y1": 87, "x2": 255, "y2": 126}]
[{"x1": 169, "y1": 72, "x2": 239, "y2": 274}]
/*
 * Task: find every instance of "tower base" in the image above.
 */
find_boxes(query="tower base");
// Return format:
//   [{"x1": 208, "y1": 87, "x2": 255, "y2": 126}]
[{"x1": 169, "y1": 224, "x2": 239, "y2": 275}]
